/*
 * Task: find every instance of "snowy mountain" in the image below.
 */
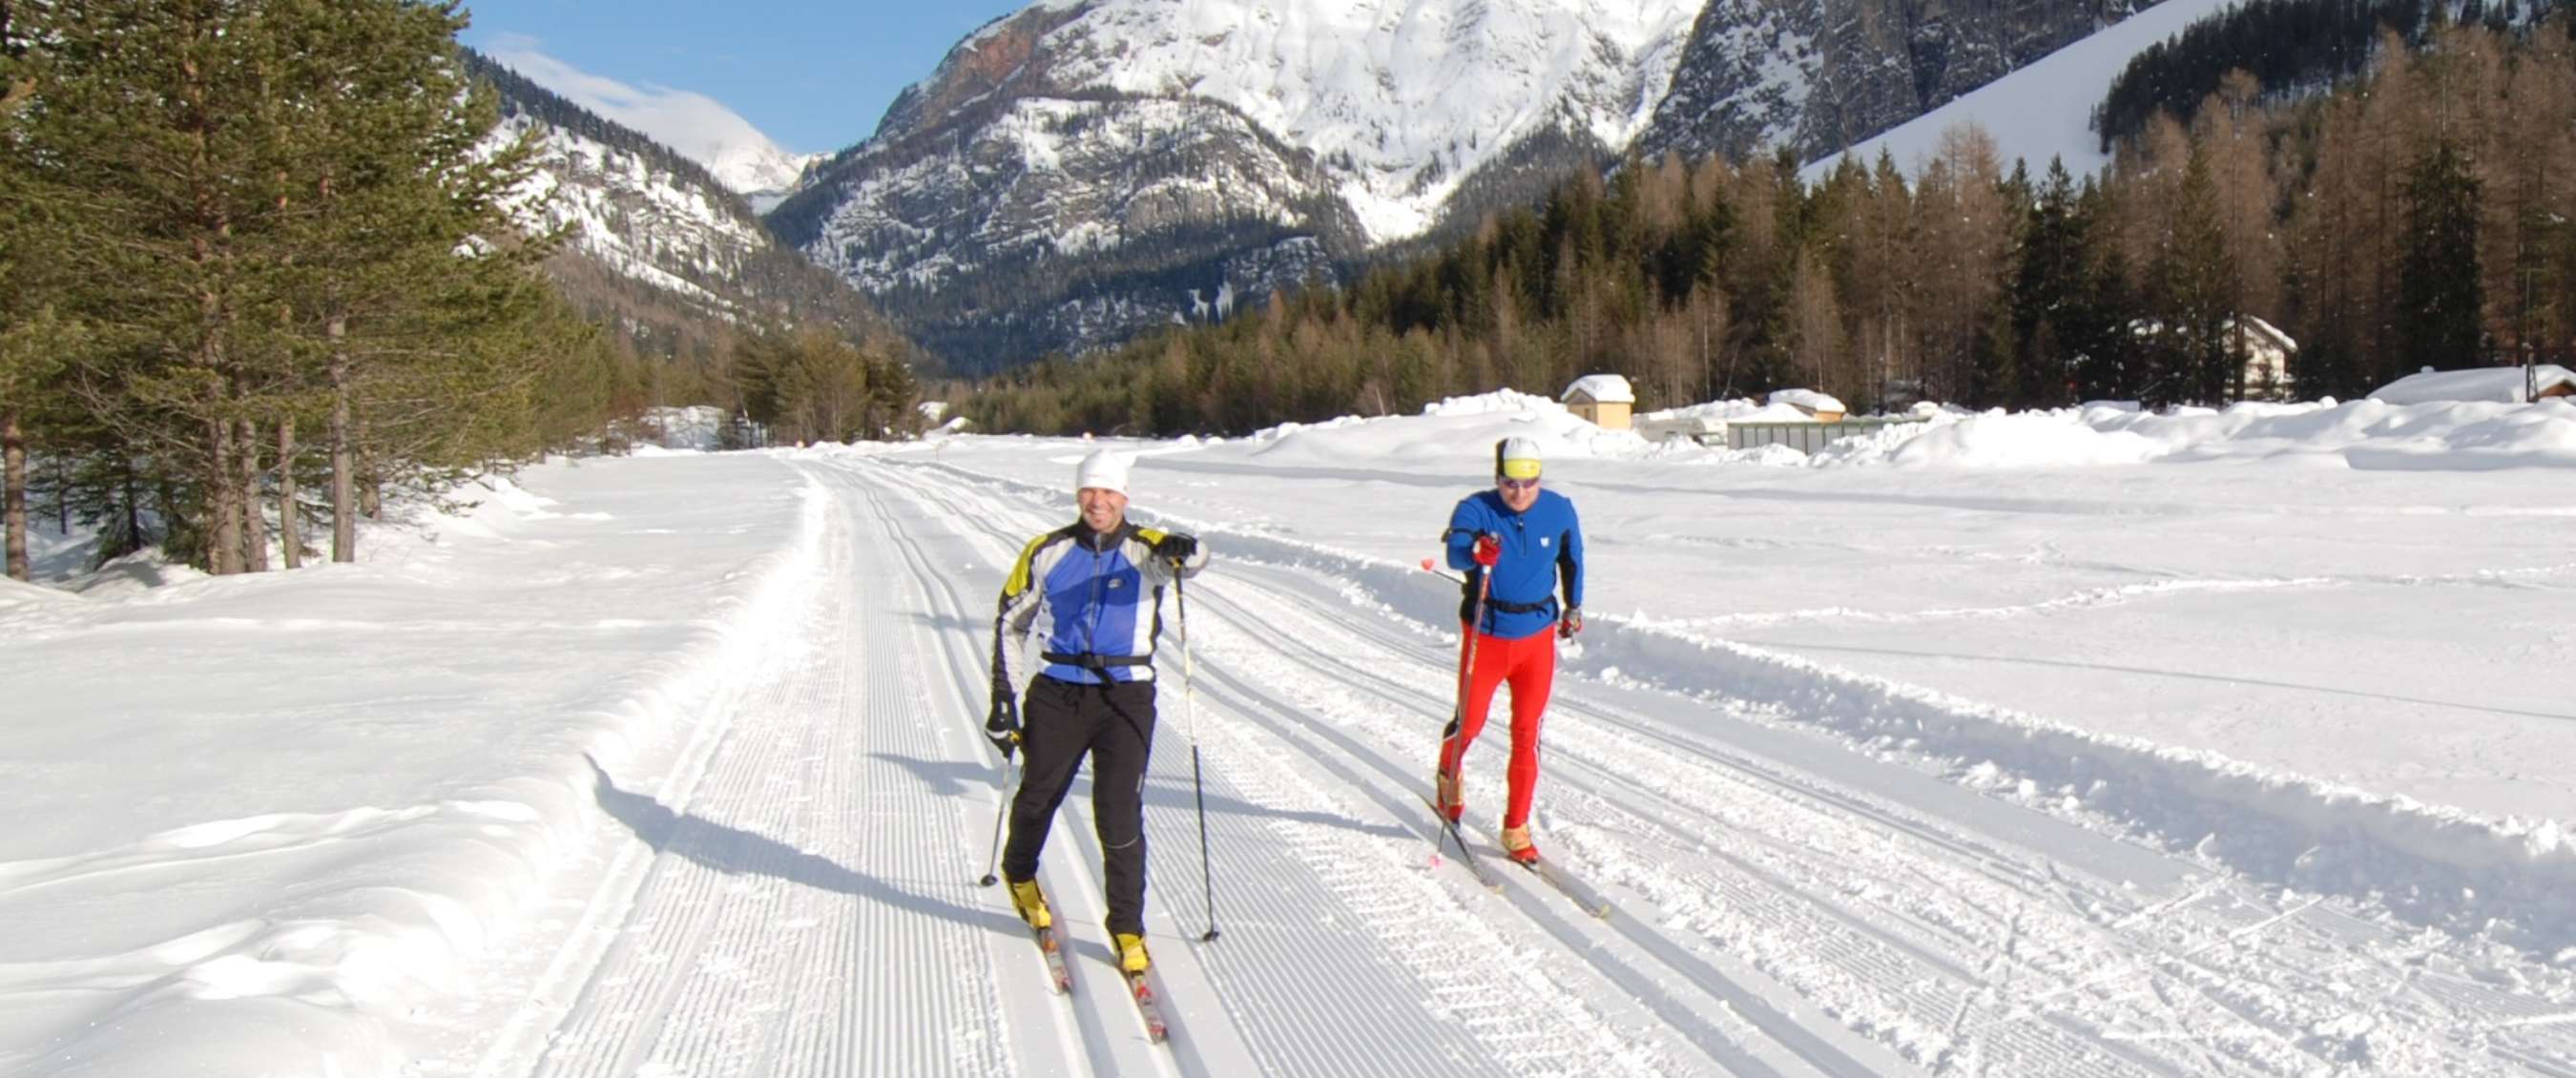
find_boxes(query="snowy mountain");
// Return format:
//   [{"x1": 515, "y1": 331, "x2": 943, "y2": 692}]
[
  {"x1": 702, "y1": 138, "x2": 822, "y2": 214},
  {"x1": 500, "y1": 112, "x2": 776, "y2": 320},
  {"x1": 766, "y1": 0, "x2": 1701, "y2": 369},
  {"x1": 470, "y1": 40, "x2": 824, "y2": 206},
  {"x1": 462, "y1": 50, "x2": 901, "y2": 355}
]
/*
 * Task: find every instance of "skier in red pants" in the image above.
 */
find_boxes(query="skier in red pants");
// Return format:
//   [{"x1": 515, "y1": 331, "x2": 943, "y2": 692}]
[{"x1": 1435, "y1": 435, "x2": 1585, "y2": 864}]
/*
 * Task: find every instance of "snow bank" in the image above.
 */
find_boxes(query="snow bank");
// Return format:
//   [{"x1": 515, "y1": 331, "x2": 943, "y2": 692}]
[
  {"x1": 0, "y1": 456, "x2": 829, "y2": 1075},
  {"x1": 1566, "y1": 618, "x2": 2576, "y2": 955},
  {"x1": 2371, "y1": 364, "x2": 2576, "y2": 405},
  {"x1": 1240, "y1": 389, "x2": 1653, "y2": 474},
  {"x1": 1711, "y1": 398, "x2": 2576, "y2": 471}
]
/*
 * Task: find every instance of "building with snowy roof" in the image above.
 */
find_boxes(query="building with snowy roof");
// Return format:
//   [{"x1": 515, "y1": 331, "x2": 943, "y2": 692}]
[
  {"x1": 2369, "y1": 365, "x2": 2576, "y2": 405},
  {"x1": 1767, "y1": 388, "x2": 1846, "y2": 422},
  {"x1": 1561, "y1": 374, "x2": 1634, "y2": 429}
]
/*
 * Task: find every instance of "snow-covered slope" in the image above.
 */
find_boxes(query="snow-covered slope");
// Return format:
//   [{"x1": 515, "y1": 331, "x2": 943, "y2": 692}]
[
  {"x1": 463, "y1": 48, "x2": 902, "y2": 349},
  {"x1": 1637, "y1": 0, "x2": 2162, "y2": 169},
  {"x1": 473, "y1": 42, "x2": 821, "y2": 201},
  {"x1": 1800, "y1": 0, "x2": 2235, "y2": 180},
  {"x1": 504, "y1": 113, "x2": 774, "y2": 317},
  {"x1": 768, "y1": 0, "x2": 1697, "y2": 364},
  {"x1": 869, "y1": 0, "x2": 1698, "y2": 247}
]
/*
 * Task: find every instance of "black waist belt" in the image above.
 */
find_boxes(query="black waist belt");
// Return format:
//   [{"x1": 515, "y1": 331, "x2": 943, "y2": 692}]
[
  {"x1": 1485, "y1": 596, "x2": 1558, "y2": 615},
  {"x1": 1043, "y1": 651, "x2": 1151, "y2": 669}
]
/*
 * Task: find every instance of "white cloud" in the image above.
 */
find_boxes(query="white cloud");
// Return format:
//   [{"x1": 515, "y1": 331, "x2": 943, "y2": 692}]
[{"x1": 482, "y1": 39, "x2": 811, "y2": 195}]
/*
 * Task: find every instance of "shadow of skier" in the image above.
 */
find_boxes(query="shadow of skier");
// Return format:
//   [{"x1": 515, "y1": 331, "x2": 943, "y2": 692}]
[
  {"x1": 868, "y1": 751, "x2": 1413, "y2": 841},
  {"x1": 584, "y1": 754, "x2": 1024, "y2": 936}
]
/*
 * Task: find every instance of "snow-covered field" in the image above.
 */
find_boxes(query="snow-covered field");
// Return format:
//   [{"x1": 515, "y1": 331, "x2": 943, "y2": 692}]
[{"x1": 7, "y1": 393, "x2": 2576, "y2": 1077}]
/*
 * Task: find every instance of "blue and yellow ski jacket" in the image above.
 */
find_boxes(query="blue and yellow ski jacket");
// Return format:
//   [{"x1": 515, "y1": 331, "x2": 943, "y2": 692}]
[
  {"x1": 1445, "y1": 487, "x2": 1584, "y2": 640},
  {"x1": 992, "y1": 521, "x2": 1210, "y2": 696}
]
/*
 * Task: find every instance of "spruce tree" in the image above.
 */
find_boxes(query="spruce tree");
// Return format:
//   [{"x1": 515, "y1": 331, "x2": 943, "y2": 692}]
[
  {"x1": 2147, "y1": 144, "x2": 2238, "y2": 405},
  {"x1": 2397, "y1": 139, "x2": 2485, "y2": 373}
]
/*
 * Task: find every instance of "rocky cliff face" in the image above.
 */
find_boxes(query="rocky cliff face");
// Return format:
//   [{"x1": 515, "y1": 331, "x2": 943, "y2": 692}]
[{"x1": 1633, "y1": 0, "x2": 2144, "y2": 166}]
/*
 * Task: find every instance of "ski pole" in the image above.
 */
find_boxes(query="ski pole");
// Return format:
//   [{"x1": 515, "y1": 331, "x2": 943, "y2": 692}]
[
  {"x1": 978, "y1": 754, "x2": 1017, "y2": 887},
  {"x1": 1444, "y1": 538, "x2": 1493, "y2": 766},
  {"x1": 1174, "y1": 566, "x2": 1220, "y2": 943}
]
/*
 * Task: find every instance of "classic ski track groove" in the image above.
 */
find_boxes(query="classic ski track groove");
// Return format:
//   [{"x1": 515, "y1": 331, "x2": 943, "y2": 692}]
[
  {"x1": 452, "y1": 452, "x2": 2572, "y2": 1078},
  {"x1": 854, "y1": 456, "x2": 1686, "y2": 1077},
  {"x1": 1192, "y1": 571, "x2": 2181, "y2": 1078},
  {"x1": 501, "y1": 462, "x2": 1032, "y2": 1078},
  {"x1": 869, "y1": 456, "x2": 2089, "y2": 1076},
  {"x1": 1211, "y1": 555, "x2": 2554, "y2": 1078},
  {"x1": 844, "y1": 466, "x2": 1164, "y2": 1078},
  {"x1": 881, "y1": 456, "x2": 2575, "y2": 1077}
]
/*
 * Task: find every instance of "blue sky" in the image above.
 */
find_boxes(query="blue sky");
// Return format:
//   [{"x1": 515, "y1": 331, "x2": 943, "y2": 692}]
[{"x1": 458, "y1": 2, "x2": 1031, "y2": 155}]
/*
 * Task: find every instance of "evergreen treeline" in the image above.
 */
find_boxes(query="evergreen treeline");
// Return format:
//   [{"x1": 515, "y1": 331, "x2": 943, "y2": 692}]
[
  {"x1": 965, "y1": 20, "x2": 2576, "y2": 438},
  {"x1": 2094, "y1": 0, "x2": 2561, "y2": 146},
  {"x1": 0, "y1": 0, "x2": 652, "y2": 580}
]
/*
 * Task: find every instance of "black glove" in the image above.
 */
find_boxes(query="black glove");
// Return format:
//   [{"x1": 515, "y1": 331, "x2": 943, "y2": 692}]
[
  {"x1": 1558, "y1": 606, "x2": 1583, "y2": 639},
  {"x1": 986, "y1": 694, "x2": 1021, "y2": 759},
  {"x1": 1153, "y1": 532, "x2": 1199, "y2": 562}
]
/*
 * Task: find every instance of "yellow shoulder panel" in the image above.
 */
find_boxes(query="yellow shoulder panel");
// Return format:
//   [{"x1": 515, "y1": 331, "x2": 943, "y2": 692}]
[{"x1": 1003, "y1": 532, "x2": 1054, "y2": 598}]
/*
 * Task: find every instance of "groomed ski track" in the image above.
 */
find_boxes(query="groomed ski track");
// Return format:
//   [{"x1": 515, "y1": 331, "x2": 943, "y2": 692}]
[{"x1": 432, "y1": 453, "x2": 2576, "y2": 1078}]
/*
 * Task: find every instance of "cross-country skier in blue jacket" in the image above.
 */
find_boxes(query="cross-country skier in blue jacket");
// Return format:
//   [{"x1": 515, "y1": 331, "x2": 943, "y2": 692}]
[{"x1": 986, "y1": 449, "x2": 1208, "y2": 976}]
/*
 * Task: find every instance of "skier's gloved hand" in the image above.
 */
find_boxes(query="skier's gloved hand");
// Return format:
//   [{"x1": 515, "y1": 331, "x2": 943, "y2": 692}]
[
  {"x1": 1558, "y1": 606, "x2": 1583, "y2": 639},
  {"x1": 1471, "y1": 533, "x2": 1502, "y2": 568},
  {"x1": 1153, "y1": 532, "x2": 1198, "y2": 562},
  {"x1": 986, "y1": 694, "x2": 1021, "y2": 760}
]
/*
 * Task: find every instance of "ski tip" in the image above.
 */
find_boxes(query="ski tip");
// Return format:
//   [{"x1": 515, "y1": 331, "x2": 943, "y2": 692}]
[{"x1": 1418, "y1": 556, "x2": 1435, "y2": 570}]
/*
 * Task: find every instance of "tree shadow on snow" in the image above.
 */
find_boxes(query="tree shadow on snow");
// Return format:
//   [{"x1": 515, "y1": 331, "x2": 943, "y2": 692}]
[{"x1": 583, "y1": 754, "x2": 1024, "y2": 937}]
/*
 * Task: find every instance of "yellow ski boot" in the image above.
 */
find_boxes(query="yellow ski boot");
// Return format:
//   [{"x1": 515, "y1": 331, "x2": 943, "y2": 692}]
[
  {"x1": 1008, "y1": 879, "x2": 1052, "y2": 930},
  {"x1": 1500, "y1": 823, "x2": 1540, "y2": 866},
  {"x1": 1113, "y1": 931, "x2": 1152, "y2": 975}
]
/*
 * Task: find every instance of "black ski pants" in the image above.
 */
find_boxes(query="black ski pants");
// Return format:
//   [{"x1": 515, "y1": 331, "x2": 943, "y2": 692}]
[{"x1": 1001, "y1": 674, "x2": 1158, "y2": 935}]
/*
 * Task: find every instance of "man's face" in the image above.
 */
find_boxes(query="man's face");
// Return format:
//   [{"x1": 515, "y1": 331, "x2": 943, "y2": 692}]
[
  {"x1": 1496, "y1": 475, "x2": 1540, "y2": 512},
  {"x1": 1078, "y1": 487, "x2": 1128, "y2": 532}
]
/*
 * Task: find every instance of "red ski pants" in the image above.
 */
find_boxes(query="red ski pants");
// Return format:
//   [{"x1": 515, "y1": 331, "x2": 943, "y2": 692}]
[{"x1": 1436, "y1": 623, "x2": 1555, "y2": 829}]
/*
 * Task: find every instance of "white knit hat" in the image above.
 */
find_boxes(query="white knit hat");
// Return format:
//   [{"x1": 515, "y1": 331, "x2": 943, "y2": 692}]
[
  {"x1": 1074, "y1": 449, "x2": 1131, "y2": 494},
  {"x1": 1495, "y1": 436, "x2": 1543, "y2": 480}
]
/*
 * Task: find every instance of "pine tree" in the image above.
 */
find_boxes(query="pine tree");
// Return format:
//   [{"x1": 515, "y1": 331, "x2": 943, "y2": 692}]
[
  {"x1": 2398, "y1": 139, "x2": 2486, "y2": 371},
  {"x1": 2147, "y1": 143, "x2": 2238, "y2": 405},
  {"x1": 2012, "y1": 159, "x2": 2089, "y2": 406}
]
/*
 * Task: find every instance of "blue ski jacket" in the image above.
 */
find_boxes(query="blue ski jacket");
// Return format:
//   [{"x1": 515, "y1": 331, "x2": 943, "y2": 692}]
[
  {"x1": 992, "y1": 522, "x2": 1210, "y2": 694},
  {"x1": 1445, "y1": 487, "x2": 1584, "y2": 640}
]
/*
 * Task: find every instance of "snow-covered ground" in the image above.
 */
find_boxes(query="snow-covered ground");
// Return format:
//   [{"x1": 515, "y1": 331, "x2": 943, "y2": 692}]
[{"x1": 7, "y1": 393, "x2": 2576, "y2": 1076}]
